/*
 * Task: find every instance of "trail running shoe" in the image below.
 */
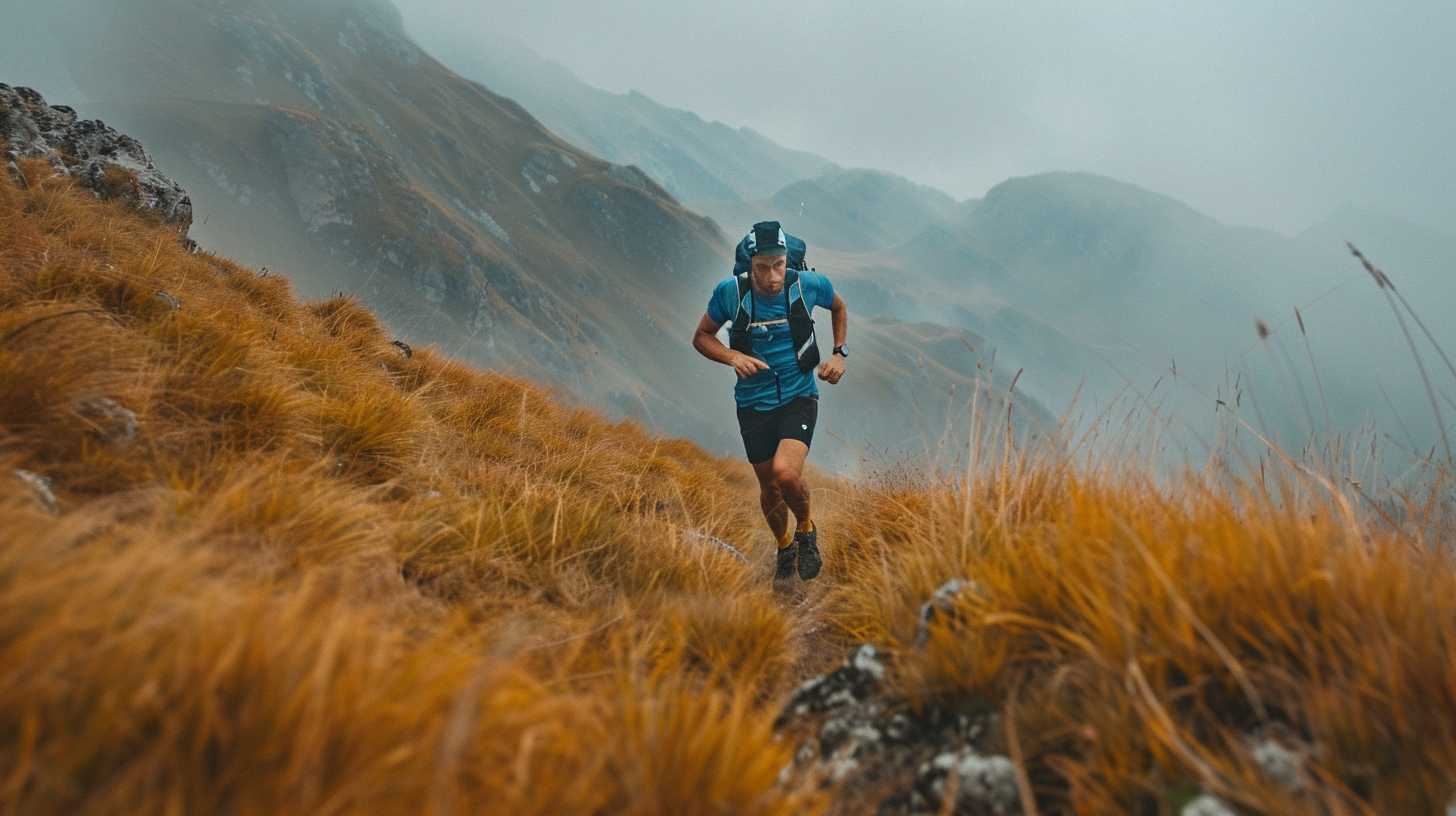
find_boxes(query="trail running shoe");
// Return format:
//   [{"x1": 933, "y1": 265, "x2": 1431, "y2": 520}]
[
  {"x1": 774, "y1": 542, "x2": 798, "y2": 585},
  {"x1": 795, "y1": 524, "x2": 821, "y2": 580}
]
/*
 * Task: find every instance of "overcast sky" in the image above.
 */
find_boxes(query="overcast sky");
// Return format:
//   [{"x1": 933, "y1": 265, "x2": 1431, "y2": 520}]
[{"x1": 398, "y1": 0, "x2": 1454, "y2": 235}]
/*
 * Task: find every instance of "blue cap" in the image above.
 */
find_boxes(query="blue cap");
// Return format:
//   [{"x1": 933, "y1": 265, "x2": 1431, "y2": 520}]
[{"x1": 744, "y1": 221, "x2": 788, "y2": 257}]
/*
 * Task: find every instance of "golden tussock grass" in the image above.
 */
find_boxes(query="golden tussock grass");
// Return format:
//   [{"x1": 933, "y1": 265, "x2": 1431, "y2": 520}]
[
  {"x1": 824, "y1": 431, "x2": 1456, "y2": 812},
  {"x1": 0, "y1": 158, "x2": 814, "y2": 814},
  {"x1": 3, "y1": 153, "x2": 1455, "y2": 814}
]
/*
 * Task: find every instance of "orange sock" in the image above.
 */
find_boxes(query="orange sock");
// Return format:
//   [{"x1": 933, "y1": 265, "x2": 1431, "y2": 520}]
[
  {"x1": 776, "y1": 529, "x2": 794, "y2": 549},
  {"x1": 796, "y1": 518, "x2": 814, "y2": 534}
]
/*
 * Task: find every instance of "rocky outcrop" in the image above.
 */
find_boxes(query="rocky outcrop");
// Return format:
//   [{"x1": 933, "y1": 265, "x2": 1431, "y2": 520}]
[
  {"x1": 0, "y1": 84, "x2": 192, "y2": 230},
  {"x1": 778, "y1": 644, "x2": 1021, "y2": 814}
]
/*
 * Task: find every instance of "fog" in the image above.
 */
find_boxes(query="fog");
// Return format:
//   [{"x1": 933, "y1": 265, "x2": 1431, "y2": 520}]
[
  {"x1": 4, "y1": 0, "x2": 1454, "y2": 474},
  {"x1": 397, "y1": 0, "x2": 1456, "y2": 234}
]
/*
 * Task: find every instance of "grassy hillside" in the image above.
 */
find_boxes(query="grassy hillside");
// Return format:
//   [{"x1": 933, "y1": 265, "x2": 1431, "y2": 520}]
[
  {"x1": 5, "y1": 143, "x2": 1456, "y2": 813},
  {"x1": 32, "y1": 0, "x2": 740, "y2": 453},
  {"x1": 0, "y1": 148, "x2": 821, "y2": 813}
]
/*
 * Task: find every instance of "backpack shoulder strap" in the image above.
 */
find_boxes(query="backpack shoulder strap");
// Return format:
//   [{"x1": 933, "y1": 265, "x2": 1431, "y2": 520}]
[
  {"x1": 785, "y1": 268, "x2": 805, "y2": 306},
  {"x1": 734, "y1": 272, "x2": 753, "y2": 326}
]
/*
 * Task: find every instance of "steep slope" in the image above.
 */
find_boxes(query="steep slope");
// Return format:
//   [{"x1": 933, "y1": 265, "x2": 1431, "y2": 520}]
[
  {"x1": 27, "y1": 0, "x2": 740, "y2": 449},
  {"x1": 0, "y1": 94, "x2": 817, "y2": 813},
  {"x1": 403, "y1": 29, "x2": 968, "y2": 254},
  {"x1": 411, "y1": 29, "x2": 839, "y2": 206}
]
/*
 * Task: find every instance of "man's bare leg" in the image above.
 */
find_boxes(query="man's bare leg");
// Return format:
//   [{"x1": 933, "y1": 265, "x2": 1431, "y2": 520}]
[
  {"x1": 769, "y1": 439, "x2": 812, "y2": 533},
  {"x1": 770, "y1": 439, "x2": 820, "y2": 579},
  {"x1": 752, "y1": 460, "x2": 792, "y2": 548}
]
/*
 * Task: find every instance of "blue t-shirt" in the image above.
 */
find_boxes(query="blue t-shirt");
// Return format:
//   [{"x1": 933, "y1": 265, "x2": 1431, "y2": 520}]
[{"x1": 707, "y1": 270, "x2": 836, "y2": 411}]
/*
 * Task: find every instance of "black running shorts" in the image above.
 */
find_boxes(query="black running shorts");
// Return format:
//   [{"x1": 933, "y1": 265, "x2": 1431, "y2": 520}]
[{"x1": 736, "y1": 395, "x2": 818, "y2": 464}]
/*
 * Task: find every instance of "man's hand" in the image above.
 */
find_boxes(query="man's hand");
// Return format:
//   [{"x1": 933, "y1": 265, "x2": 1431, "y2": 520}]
[
  {"x1": 731, "y1": 352, "x2": 771, "y2": 379},
  {"x1": 817, "y1": 355, "x2": 845, "y2": 384}
]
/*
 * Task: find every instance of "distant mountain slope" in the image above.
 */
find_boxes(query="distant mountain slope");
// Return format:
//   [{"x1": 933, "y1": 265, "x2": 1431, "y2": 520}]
[
  {"x1": 412, "y1": 30, "x2": 969, "y2": 254},
  {"x1": 417, "y1": 31, "x2": 839, "y2": 206},
  {"x1": 836, "y1": 171, "x2": 1456, "y2": 453},
  {"x1": 698, "y1": 168, "x2": 963, "y2": 253},
  {"x1": 31, "y1": 0, "x2": 748, "y2": 448},
  {"x1": 1298, "y1": 205, "x2": 1456, "y2": 296}
]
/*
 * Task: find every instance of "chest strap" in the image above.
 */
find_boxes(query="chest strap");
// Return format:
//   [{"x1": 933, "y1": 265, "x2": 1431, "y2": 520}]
[{"x1": 727, "y1": 270, "x2": 820, "y2": 373}]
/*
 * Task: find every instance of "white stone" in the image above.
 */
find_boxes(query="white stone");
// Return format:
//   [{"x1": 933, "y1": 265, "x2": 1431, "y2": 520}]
[
  {"x1": 852, "y1": 644, "x2": 886, "y2": 681},
  {"x1": 1247, "y1": 735, "x2": 1304, "y2": 792},
  {"x1": 950, "y1": 752, "x2": 1019, "y2": 813},
  {"x1": 15, "y1": 469, "x2": 58, "y2": 514},
  {"x1": 1182, "y1": 794, "x2": 1237, "y2": 816}
]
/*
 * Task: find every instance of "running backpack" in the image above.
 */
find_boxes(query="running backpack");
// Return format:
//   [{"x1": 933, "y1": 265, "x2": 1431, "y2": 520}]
[
  {"x1": 727, "y1": 221, "x2": 820, "y2": 374},
  {"x1": 732, "y1": 221, "x2": 809, "y2": 276}
]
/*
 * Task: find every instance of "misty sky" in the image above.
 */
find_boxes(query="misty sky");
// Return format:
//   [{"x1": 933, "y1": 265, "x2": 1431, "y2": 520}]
[{"x1": 399, "y1": 0, "x2": 1455, "y2": 235}]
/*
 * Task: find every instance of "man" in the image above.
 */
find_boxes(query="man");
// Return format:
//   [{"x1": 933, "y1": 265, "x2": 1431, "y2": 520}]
[{"x1": 692, "y1": 221, "x2": 848, "y2": 587}]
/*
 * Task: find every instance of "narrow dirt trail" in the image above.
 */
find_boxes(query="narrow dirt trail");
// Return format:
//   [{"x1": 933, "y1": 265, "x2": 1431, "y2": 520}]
[{"x1": 734, "y1": 466, "x2": 860, "y2": 691}]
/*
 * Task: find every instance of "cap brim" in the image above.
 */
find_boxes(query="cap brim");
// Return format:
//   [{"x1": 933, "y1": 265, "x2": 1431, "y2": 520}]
[{"x1": 751, "y1": 246, "x2": 788, "y2": 257}]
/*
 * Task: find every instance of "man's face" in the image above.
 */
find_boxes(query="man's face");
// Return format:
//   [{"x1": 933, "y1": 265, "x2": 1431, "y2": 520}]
[{"x1": 750, "y1": 253, "x2": 787, "y2": 295}]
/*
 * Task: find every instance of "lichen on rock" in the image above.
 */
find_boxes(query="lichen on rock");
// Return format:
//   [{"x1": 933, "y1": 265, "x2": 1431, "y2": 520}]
[{"x1": 0, "y1": 84, "x2": 193, "y2": 231}]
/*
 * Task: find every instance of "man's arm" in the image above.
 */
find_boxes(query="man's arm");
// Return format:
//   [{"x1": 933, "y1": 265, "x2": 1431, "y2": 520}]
[
  {"x1": 692, "y1": 312, "x2": 770, "y2": 379},
  {"x1": 829, "y1": 293, "x2": 847, "y2": 348},
  {"x1": 817, "y1": 294, "x2": 848, "y2": 384}
]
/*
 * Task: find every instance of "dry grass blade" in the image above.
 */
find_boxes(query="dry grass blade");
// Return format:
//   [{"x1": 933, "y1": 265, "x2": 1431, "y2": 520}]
[{"x1": 1347, "y1": 242, "x2": 1452, "y2": 466}]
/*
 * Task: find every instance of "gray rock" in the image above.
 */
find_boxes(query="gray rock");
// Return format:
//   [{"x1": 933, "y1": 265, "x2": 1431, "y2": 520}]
[
  {"x1": 778, "y1": 643, "x2": 1012, "y2": 811},
  {"x1": 782, "y1": 644, "x2": 885, "y2": 720},
  {"x1": 1182, "y1": 793, "x2": 1238, "y2": 816},
  {"x1": 1246, "y1": 733, "x2": 1306, "y2": 792},
  {"x1": 916, "y1": 749, "x2": 1020, "y2": 814},
  {"x1": 916, "y1": 577, "x2": 977, "y2": 646},
  {"x1": 852, "y1": 643, "x2": 887, "y2": 682},
  {"x1": 678, "y1": 528, "x2": 749, "y2": 564},
  {"x1": 0, "y1": 84, "x2": 193, "y2": 230},
  {"x1": 153, "y1": 291, "x2": 182, "y2": 311},
  {"x1": 14, "y1": 469, "x2": 58, "y2": 515},
  {"x1": 5, "y1": 151, "x2": 26, "y2": 189},
  {"x1": 77, "y1": 397, "x2": 139, "y2": 443}
]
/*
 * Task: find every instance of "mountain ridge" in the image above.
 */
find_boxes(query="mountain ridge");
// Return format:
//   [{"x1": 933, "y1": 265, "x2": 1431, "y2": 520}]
[{"x1": 417, "y1": 28, "x2": 840, "y2": 206}]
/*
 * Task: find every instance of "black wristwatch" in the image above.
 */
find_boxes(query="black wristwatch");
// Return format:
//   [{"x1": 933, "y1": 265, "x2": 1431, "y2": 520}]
[{"x1": 833, "y1": 344, "x2": 848, "y2": 358}]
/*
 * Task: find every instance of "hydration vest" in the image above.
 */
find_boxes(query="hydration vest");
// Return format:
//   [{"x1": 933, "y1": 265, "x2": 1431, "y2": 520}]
[{"x1": 727, "y1": 267, "x2": 821, "y2": 374}]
